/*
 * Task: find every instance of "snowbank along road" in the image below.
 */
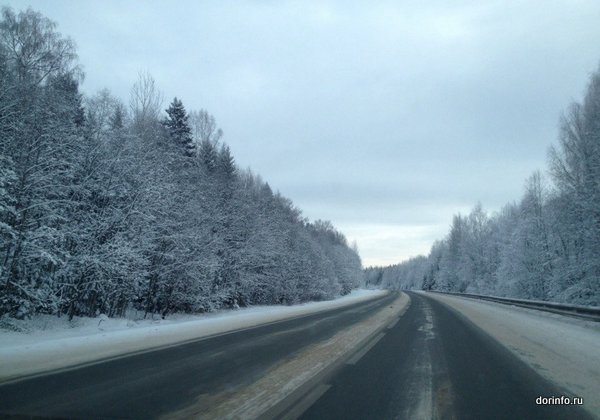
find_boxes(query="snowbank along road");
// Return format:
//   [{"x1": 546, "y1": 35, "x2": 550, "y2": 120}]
[
  {"x1": 1, "y1": 290, "x2": 598, "y2": 419},
  {"x1": 0, "y1": 289, "x2": 388, "y2": 382},
  {"x1": 0, "y1": 291, "x2": 404, "y2": 418}
]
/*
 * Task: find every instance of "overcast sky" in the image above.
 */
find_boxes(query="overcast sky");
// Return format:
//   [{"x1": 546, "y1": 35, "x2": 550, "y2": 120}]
[{"x1": 8, "y1": 1, "x2": 600, "y2": 266}]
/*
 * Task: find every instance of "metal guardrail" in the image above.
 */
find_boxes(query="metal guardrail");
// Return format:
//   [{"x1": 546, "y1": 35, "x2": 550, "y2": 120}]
[{"x1": 427, "y1": 290, "x2": 600, "y2": 322}]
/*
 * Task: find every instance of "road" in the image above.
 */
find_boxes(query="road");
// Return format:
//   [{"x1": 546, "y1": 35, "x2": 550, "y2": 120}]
[
  {"x1": 0, "y1": 291, "x2": 594, "y2": 419},
  {"x1": 295, "y1": 292, "x2": 592, "y2": 420},
  {"x1": 0, "y1": 292, "x2": 397, "y2": 419}
]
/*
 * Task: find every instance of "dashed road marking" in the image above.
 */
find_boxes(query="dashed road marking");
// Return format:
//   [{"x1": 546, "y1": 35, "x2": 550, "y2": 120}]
[
  {"x1": 346, "y1": 332, "x2": 386, "y2": 365},
  {"x1": 387, "y1": 317, "x2": 400, "y2": 330},
  {"x1": 280, "y1": 384, "x2": 331, "y2": 420}
]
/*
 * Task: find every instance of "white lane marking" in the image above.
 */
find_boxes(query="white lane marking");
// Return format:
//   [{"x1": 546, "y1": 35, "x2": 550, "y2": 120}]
[
  {"x1": 346, "y1": 332, "x2": 386, "y2": 365},
  {"x1": 281, "y1": 383, "x2": 331, "y2": 420},
  {"x1": 387, "y1": 317, "x2": 400, "y2": 330}
]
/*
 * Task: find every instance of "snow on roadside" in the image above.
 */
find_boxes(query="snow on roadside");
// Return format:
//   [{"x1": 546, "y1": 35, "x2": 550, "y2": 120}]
[
  {"x1": 0, "y1": 289, "x2": 387, "y2": 382},
  {"x1": 422, "y1": 292, "x2": 600, "y2": 417}
]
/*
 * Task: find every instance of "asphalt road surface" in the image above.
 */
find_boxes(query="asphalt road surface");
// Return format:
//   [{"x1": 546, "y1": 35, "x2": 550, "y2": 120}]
[
  {"x1": 0, "y1": 292, "x2": 396, "y2": 419},
  {"x1": 1, "y1": 291, "x2": 593, "y2": 419},
  {"x1": 297, "y1": 291, "x2": 592, "y2": 420}
]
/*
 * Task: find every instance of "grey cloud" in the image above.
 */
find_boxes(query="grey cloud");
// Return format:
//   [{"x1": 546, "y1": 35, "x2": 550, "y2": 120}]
[{"x1": 9, "y1": 0, "x2": 600, "y2": 264}]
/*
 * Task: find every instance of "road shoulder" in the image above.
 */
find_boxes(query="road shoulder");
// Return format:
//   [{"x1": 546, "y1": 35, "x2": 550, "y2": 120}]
[
  {"x1": 422, "y1": 291, "x2": 600, "y2": 418},
  {"x1": 0, "y1": 289, "x2": 388, "y2": 383}
]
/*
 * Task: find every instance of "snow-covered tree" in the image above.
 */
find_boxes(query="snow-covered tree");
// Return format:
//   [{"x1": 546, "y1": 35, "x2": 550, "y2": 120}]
[
  {"x1": 0, "y1": 6, "x2": 367, "y2": 321},
  {"x1": 129, "y1": 71, "x2": 163, "y2": 135},
  {"x1": 189, "y1": 109, "x2": 222, "y2": 146},
  {"x1": 0, "y1": 7, "x2": 82, "y2": 318},
  {"x1": 163, "y1": 97, "x2": 194, "y2": 157},
  {"x1": 548, "y1": 66, "x2": 600, "y2": 304}
]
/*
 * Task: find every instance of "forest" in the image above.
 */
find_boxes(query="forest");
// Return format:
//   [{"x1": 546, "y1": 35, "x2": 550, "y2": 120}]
[
  {"x1": 0, "y1": 8, "x2": 363, "y2": 320},
  {"x1": 368, "y1": 64, "x2": 600, "y2": 306}
]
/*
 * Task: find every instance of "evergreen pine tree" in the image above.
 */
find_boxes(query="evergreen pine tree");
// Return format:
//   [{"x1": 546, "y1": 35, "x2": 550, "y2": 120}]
[
  {"x1": 163, "y1": 97, "x2": 194, "y2": 156},
  {"x1": 217, "y1": 144, "x2": 237, "y2": 180},
  {"x1": 198, "y1": 139, "x2": 218, "y2": 173},
  {"x1": 110, "y1": 104, "x2": 125, "y2": 130}
]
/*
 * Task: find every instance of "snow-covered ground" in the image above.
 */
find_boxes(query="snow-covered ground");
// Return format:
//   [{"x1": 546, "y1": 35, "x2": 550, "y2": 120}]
[
  {"x1": 0, "y1": 289, "x2": 387, "y2": 382},
  {"x1": 423, "y1": 292, "x2": 600, "y2": 417}
]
